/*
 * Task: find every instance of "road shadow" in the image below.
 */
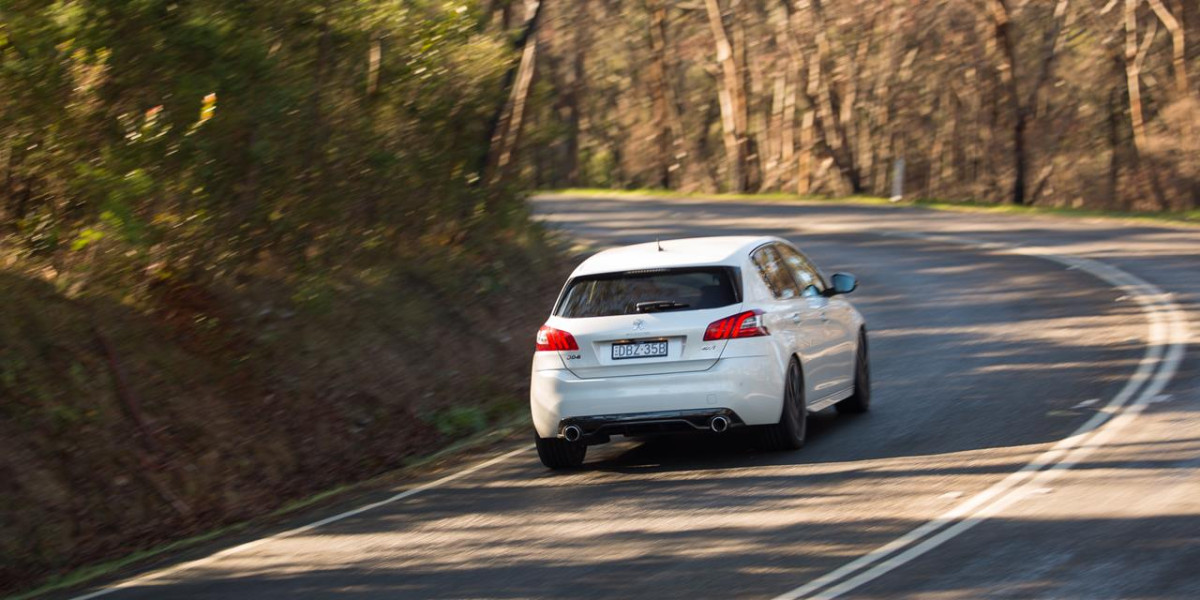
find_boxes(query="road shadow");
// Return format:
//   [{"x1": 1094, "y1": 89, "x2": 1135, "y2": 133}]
[
  {"x1": 59, "y1": 195, "x2": 1200, "y2": 600},
  {"x1": 100, "y1": 509, "x2": 1200, "y2": 599}
]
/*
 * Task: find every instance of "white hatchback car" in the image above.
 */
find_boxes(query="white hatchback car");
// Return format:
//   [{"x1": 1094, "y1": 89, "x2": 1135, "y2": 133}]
[{"x1": 530, "y1": 236, "x2": 869, "y2": 468}]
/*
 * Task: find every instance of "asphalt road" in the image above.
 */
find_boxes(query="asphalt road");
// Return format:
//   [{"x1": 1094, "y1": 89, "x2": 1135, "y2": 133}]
[{"x1": 67, "y1": 194, "x2": 1199, "y2": 599}]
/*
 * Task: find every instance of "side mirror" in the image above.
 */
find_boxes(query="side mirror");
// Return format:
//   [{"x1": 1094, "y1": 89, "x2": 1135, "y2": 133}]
[{"x1": 829, "y1": 272, "x2": 858, "y2": 296}]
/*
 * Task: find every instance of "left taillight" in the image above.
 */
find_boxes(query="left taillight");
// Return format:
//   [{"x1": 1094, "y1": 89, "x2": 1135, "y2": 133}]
[{"x1": 536, "y1": 325, "x2": 579, "y2": 351}]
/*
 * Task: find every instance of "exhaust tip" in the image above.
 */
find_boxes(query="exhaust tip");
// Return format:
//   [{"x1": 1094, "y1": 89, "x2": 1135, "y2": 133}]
[
  {"x1": 562, "y1": 425, "x2": 583, "y2": 443},
  {"x1": 709, "y1": 416, "x2": 730, "y2": 433}
]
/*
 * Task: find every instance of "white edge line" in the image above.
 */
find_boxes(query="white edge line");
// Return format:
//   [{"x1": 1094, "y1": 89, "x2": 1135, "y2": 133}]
[
  {"x1": 70, "y1": 445, "x2": 532, "y2": 600},
  {"x1": 774, "y1": 233, "x2": 1189, "y2": 600}
]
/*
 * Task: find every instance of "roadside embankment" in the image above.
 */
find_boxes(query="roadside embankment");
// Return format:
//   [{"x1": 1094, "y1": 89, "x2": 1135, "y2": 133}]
[{"x1": 0, "y1": 226, "x2": 572, "y2": 596}]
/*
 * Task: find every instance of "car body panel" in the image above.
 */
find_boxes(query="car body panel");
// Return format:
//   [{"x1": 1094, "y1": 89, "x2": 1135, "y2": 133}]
[
  {"x1": 531, "y1": 352, "x2": 785, "y2": 438},
  {"x1": 546, "y1": 309, "x2": 732, "y2": 379}
]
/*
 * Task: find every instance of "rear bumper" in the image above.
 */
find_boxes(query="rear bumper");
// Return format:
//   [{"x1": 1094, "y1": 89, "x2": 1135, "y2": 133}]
[
  {"x1": 530, "y1": 355, "x2": 784, "y2": 439},
  {"x1": 559, "y1": 408, "x2": 742, "y2": 443}
]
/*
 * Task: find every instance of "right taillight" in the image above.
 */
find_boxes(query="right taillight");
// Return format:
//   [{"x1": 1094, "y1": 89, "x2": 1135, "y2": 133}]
[
  {"x1": 704, "y1": 310, "x2": 769, "y2": 341},
  {"x1": 536, "y1": 325, "x2": 579, "y2": 351}
]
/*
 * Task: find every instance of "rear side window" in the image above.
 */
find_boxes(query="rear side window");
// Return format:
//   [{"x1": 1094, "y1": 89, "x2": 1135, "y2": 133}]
[
  {"x1": 751, "y1": 245, "x2": 802, "y2": 300},
  {"x1": 777, "y1": 245, "x2": 827, "y2": 297},
  {"x1": 556, "y1": 267, "x2": 741, "y2": 318}
]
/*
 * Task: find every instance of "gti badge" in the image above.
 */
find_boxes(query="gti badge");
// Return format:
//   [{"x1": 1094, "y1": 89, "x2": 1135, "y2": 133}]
[{"x1": 632, "y1": 319, "x2": 646, "y2": 331}]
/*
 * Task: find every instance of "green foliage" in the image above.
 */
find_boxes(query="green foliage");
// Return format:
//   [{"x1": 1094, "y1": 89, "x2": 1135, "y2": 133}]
[
  {"x1": 429, "y1": 405, "x2": 488, "y2": 438},
  {"x1": 1, "y1": 0, "x2": 522, "y2": 298},
  {"x1": 0, "y1": 3, "x2": 562, "y2": 595}
]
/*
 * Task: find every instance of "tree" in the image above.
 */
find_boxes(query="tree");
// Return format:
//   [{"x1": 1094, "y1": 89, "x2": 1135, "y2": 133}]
[{"x1": 705, "y1": 0, "x2": 750, "y2": 192}]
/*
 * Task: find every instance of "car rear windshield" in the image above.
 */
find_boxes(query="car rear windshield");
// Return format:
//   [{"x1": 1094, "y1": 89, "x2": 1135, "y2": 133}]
[{"x1": 555, "y1": 267, "x2": 741, "y2": 318}]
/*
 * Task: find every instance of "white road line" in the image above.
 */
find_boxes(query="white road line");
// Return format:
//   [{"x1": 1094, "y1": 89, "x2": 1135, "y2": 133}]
[
  {"x1": 774, "y1": 233, "x2": 1189, "y2": 600},
  {"x1": 71, "y1": 446, "x2": 532, "y2": 600}
]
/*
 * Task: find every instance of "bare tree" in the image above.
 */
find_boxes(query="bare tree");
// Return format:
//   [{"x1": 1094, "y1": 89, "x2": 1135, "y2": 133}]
[
  {"x1": 987, "y1": 0, "x2": 1028, "y2": 205},
  {"x1": 705, "y1": 0, "x2": 750, "y2": 192},
  {"x1": 486, "y1": 0, "x2": 544, "y2": 187},
  {"x1": 516, "y1": 0, "x2": 1199, "y2": 209},
  {"x1": 1145, "y1": 0, "x2": 1188, "y2": 98}
]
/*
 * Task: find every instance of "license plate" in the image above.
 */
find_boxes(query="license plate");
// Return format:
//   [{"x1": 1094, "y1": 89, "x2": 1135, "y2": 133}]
[{"x1": 611, "y1": 340, "x2": 668, "y2": 360}]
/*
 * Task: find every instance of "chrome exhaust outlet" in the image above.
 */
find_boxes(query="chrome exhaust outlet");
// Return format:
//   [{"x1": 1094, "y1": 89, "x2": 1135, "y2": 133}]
[
  {"x1": 562, "y1": 425, "x2": 583, "y2": 442},
  {"x1": 709, "y1": 416, "x2": 730, "y2": 433}
]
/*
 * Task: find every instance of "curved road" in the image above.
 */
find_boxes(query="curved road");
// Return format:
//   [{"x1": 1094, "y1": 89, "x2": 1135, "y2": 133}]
[{"x1": 67, "y1": 194, "x2": 1198, "y2": 599}]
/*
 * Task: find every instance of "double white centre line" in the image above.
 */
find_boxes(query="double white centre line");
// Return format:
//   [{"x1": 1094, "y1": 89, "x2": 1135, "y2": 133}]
[{"x1": 774, "y1": 232, "x2": 1189, "y2": 600}]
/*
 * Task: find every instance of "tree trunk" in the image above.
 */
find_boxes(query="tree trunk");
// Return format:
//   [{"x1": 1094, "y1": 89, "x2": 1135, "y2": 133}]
[
  {"x1": 1108, "y1": 81, "x2": 1123, "y2": 208},
  {"x1": 647, "y1": 1, "x2": 685, "y2": 189},
  {"x1": 869, "y1": 8, "x2": 902, "y2": 197},
  {"x1": 1019, "y1": 0, "x2": 1071, "y2": 206},
  {"x1": 705, "y1": 0, "x2": 748, "y2": 192},
  {"x1": 366, "y1": 37, "x2": 381, "y2": 97},
  {"x1": 1124, "y1": 0, "x2": 1151, "y2": 156},
  {"x1": 1031, "y1": 0, "x2": 1070, "y2": 119},
  {"x1": 731, "y1": 0, "x2": 760, "y2": 191},
  {"x1": 1124, "y1": 0, "x2": 1170, "y2": 209},
  {"x1": 485, "y1": 0, "x2": 544, "y2": 188},
  {"x1": 777, "y1": 0, "x2": 811, "y2": 194},
  {"x1": 929, "y1": 86, "x2": 957, "y2": 198},
  {"x1": 801, "y1": 0, "x2": 863, "y2": 193},
  {"x1": 1145, "y1": 0, "x2": 1189, "y2": 98},
  {"x1": 303, "y1": 0, "x2": 333, "y2": 190},
  {"x1": 697, "y1": 92, "x2": 723, "y2": 188},
  {"x1": 762, "y1": 72, "x2": 786, "y2": 190},
  {"x1": 988, "y1": 0, "x2": 1027, "y2": 205},
  {"x1": 797, "y1": 110, "x2": 815, "y2": 194},
  {"x1": 781, "y1": 79, "x2": 797, "y2": 192},
  {"x1": 565, "y1": 2, "x2": 588, "y2": 186},
  {"x1": 1146, "y1": 0, "x2": 1195, "y2": 209}
]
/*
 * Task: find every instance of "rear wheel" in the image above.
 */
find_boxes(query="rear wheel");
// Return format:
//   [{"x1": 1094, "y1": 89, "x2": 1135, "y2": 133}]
[
  {"x1": 837, "y1": 329, "x2": 871, "y2": 414},
  {"x1": 759, "y1": 359, "x2": 807, "y2": 450},
  {"x1": 535, "y1": 434, "x2": 587, "y2": 469}
]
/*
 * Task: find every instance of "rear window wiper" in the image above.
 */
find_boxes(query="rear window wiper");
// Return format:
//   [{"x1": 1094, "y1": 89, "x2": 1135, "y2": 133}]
[{"x1": 635, "y1": 300, "x2": 690, "y2": 313}]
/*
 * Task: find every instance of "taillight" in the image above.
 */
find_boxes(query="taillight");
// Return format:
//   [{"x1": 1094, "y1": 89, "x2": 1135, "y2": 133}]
[
  {"x1": 704, "y1": 310, "x2": 769, "y2": 341},
  {"x1": 536, "y1": 325, "x2": 579, "y2": 351}
]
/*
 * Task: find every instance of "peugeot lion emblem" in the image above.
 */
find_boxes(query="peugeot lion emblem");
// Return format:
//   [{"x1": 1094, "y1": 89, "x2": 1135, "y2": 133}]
[{"x1": 632, "y1": 319, "x2": 646, "y2": 331}]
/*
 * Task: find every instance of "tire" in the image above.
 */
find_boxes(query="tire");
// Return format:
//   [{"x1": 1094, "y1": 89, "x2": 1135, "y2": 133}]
[
  {"x1": 759, "y1": 359, "x2": 807, "y2": 450},
  {"x1": 837, "y1": 329, "x2": 871, "y2": 414},
  {"x1": 535, "y1": 434, "x2": 587, "y2": 469}
]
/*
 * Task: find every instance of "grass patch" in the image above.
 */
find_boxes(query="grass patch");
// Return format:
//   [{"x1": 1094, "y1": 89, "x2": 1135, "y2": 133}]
[{"x1": 546, "y1": 188, "x2": 1200, "y2": 227}]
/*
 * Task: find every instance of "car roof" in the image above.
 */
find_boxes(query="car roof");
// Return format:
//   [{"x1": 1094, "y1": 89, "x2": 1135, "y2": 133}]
[{"x1": 571, "y1": 236, "x2": 782, "y2": 277}]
